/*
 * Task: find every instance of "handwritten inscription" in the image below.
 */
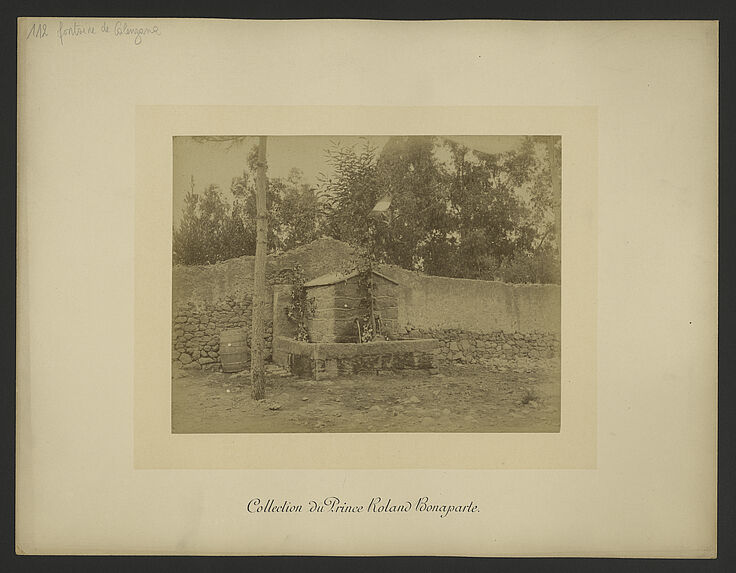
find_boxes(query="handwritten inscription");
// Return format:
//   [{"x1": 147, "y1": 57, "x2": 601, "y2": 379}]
[
  {"x1": 26, "y1": 22, "x2": 48, "y2": 39},
  {"x1": 112, "y1": 21, "x2": 161, "y2": 45},
  {"x1": 25, "y1": 20, "x2": 161, "y2": 46}
]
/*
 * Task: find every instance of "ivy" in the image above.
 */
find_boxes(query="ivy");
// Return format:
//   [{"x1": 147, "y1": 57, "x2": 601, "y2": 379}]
[
  {"x1": 353, "y1": 250, "x2": 379, "y2": 343},
  {"x1": 283, "y1": 264, "x2": 315, "y2": 342}
]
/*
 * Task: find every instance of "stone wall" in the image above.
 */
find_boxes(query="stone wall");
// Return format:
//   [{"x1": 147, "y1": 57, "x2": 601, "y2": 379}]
[
  {"x1": 408, "y1": 328, "x2": 560, "y2": 373},
  {"x1": 172, "y1": 237, "x2": 561, "y2": 372},
  {"x1": 173, "y1": 237, "x2": 357, "y2": 305},
  {"x1": 172, "y1": 238, "x2": 357, "y2": 371},
  {"x1": 172, "y1": 294, "x2": 271, "y2": 370}
]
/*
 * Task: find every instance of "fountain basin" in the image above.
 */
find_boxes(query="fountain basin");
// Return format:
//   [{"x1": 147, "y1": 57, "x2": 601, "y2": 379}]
[{"x1": 272, "y1": 336, "x2": 440, "y2": 380}]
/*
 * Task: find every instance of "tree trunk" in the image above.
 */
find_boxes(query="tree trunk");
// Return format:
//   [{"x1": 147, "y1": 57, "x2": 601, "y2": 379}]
[{"x1": 251, "y1": 136, "x2": 268, "y2": 400}]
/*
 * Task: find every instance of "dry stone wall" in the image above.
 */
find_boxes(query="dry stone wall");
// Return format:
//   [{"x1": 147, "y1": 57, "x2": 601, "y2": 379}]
[
  {"x1": 409, "y1": 328, "x2": 560, "y2": 372},
  {"x1": 172, "y1": 294, "x2": 274, "y2": 370}
]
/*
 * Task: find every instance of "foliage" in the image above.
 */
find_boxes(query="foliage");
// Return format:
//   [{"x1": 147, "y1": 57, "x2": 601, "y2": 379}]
[
  {"x1": 228, "y1": 160, "x2": 326, "y2": 253},
  {"x1": 283, "y1": 264, "x2": 315, "y2": 342},
  {"x1": 354, "y1": 253, "x2": 378, "y2": 342},
  {"x1": 319, "y1": 140, "x2": 381, "y2": 250},
  {"x1": 174, "y1": 150, "x2": 326, "y2": 265},
  {"x1": 374, "y1": 136, "x2": 453, "y2": 270},
  {"x1": 316, "y1": 136, "x2": 560, "y2": 283},
  {"x1": 172, "y1": 181, "x2": 255, "y2": 265},
  {"x1": 476, "y1": 247, "x2": 561, "y2": 285},
  {"x1": 357, "y1": 317, "x2": 375, "y2": 343},
  {"x1": 271, "y1": 169, "x2": 323, "y2": 250},
  {"x1": 335, "y1": 248, "x2": 379, "y2": 342},
  {"x1": 175, "y1": 136, "x2": 561, "y2": 285},
  {"x1": 441, "y1": 138, "x2": 536, "y2": 277}
]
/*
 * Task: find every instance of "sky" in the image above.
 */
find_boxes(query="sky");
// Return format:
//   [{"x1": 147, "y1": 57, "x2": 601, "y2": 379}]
[{"x1": 172, "y1": 135, "x2": 529, "y2": 224}]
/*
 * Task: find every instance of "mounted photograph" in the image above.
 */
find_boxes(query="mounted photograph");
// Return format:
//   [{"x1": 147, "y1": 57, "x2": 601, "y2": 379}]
[{"x1": 171, "y1": 135, "x2": 561, "y2": 433}]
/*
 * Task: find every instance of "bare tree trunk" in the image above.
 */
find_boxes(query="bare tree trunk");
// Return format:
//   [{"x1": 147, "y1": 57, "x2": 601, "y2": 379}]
[{"x1": 251, "y1": 136, "x2": 268, "y2": 400}]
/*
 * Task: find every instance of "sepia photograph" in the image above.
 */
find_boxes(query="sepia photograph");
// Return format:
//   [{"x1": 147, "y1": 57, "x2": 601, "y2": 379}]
[
  {"x1": 171, "y1": 134, "x2": 562, "y2": 434},
  {"x1": 18, "y1": 15, "x2": 716, "y2": 556}
]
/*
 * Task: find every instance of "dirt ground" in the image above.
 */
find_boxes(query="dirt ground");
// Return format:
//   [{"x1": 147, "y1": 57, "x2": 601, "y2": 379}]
[{"x1": 171, "y1": 361, "x2": 560, "y2": 434}]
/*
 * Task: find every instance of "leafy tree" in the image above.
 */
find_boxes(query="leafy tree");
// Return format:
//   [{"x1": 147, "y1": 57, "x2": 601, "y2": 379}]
[
  {"x1": 173, "y1": 138, "x2": 261, "y2": 265},
  {"x1": 319, "y1": 140, "x2": 381, "y2": 249},
  {"x1": 496, "y1": 245, "x2": 561, "y2": 284},
  {"x1": 477, "y1": 136, "x2": 561, "y2": 284},
  {"x1": 507, "y1": 136, "x2": 561, "y2": 284},
  {"x1": 319, "y1": 137, "x2": 452, "y2": 269},
  {"x1": 527, "y1": 137, "x2": 561, "y2": 256},
  {"x1": 275, "y1": 168, "x2": 323, "y2": 250},
  {"x1": 374, "y1": 136, "x2": 453, "y2": 270},
  {"x1": 316, "y1": 135, "x2": 560, "y2": 283},
  {"x1": 231, "y1": 160, "x2": 323, "y2": 252},
  {"x1": 175, "y1": 136, "x2": 560, "y2": 284},
  {"x1": 442, "y1": 138, "x2": 537, "y2": 278},
  {"x1": 172, "y1": 182, "x2": 245, "y2": 265}
]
